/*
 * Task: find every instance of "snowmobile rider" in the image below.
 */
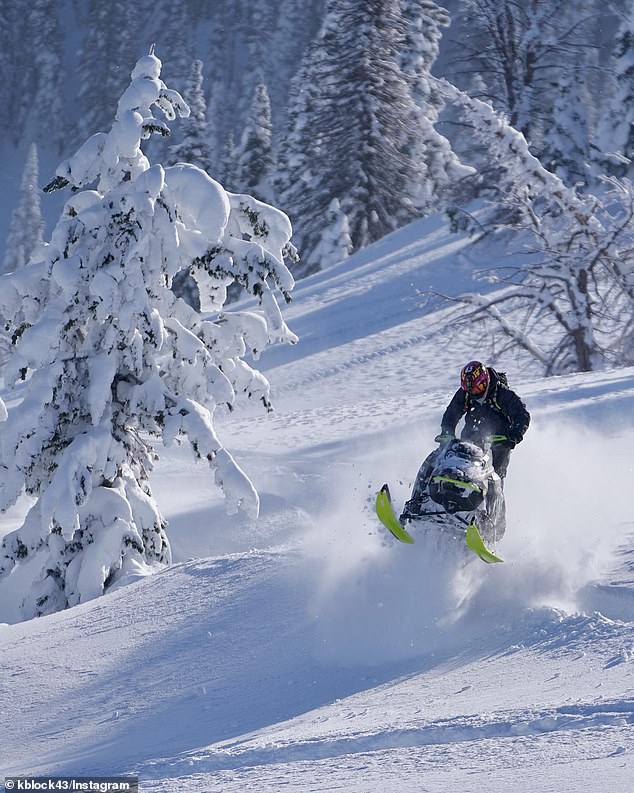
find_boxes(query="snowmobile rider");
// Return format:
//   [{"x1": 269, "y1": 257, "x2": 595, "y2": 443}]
[
  {"x1": 437, "y1": 361, "x2": 530, "y2": 481},
  {"x1": 400, "y1": 361, "x2": 529, "y2": 525}
]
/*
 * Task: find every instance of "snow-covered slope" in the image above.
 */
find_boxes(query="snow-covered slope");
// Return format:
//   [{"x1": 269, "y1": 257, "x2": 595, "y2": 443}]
[{"x1": 2, "y1": 214, "x2": 633, "y2": 791}]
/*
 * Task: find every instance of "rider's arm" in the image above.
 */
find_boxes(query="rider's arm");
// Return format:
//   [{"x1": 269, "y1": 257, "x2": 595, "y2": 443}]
[
  {"x1": 440, "y1": 389, "x2": 467, "y2": 435},
  {"x1": 499, "y1": 388, "x2": 530, "y2": 442}
]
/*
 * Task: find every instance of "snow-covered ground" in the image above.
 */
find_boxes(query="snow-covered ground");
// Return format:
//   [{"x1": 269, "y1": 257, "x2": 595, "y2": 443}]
[{"x1": 1, "y1": 214, "x2": 633, "y2": 791}]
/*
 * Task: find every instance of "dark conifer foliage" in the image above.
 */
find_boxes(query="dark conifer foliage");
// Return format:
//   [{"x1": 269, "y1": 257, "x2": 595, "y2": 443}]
[{"x1": 278, "y1": 0, "x2": 429, "y2": 275}]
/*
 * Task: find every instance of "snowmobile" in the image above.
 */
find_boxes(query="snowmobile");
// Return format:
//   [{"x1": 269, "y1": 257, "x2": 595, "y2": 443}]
[{"x1": 375, "y1": 435, "x2": 508, "y2": 564}]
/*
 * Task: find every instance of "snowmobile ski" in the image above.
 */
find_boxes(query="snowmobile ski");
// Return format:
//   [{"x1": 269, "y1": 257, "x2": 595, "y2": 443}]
[
  {"x1": 375, "y1": 484, "x2": 415, "y2": 544},
  {"x1": 465, "y1": 521, "x2": 504, "y2": 564},
  {"x1": 376, "y1": 484, "x2": 504, "y2": 563}
]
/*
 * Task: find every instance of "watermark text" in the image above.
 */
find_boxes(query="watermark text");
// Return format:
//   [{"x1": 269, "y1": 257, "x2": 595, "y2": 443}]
[{"x1": 5, "y1": 778, "x2": 138, "y2": 793}]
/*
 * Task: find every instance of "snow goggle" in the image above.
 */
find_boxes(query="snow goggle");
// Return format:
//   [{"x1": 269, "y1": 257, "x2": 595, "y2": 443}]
[{"x1": 468, "y1": 379, "x2": 488, "y2": 396}]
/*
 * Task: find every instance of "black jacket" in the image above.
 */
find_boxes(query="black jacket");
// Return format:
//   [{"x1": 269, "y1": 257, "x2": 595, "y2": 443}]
[{"x1": 441, "y1": 368, "x2": 530, "y2": 444}]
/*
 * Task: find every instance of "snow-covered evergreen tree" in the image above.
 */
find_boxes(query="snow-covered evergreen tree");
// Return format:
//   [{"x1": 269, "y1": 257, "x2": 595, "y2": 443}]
[
  {"x1": 196, "y1": 0, "x2": 324, "y2": 153},
  {"x1": 310, "y1": 198, "x2": 353, "y2": 269},
  {"x1": 234, "y1": 78, "x2": 274, "y2": 201},
  {"x1": 399, "y1": 0, "x2": 449, "y2": 108},
  {"x1": 168, "y1": 59, "x2": 212, "y2": 172},
  {"x1": 278, "y1": 0, "x2": 442, "y2": 276},
  {"x1": 398, "y1": 0, "x2": 474, "y2": 212},
  {"x1": 2, "y1": 143, "x2": 44, "y2": 274},
  {"x1": 0, "y1": 50, "x2": 296, "y2": 622}
]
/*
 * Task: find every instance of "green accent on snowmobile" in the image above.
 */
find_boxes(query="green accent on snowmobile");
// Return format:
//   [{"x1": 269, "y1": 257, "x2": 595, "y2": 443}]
[
  {"x1": 431, "y1": 475, "x2": 482, "y2": 493},
  {"x1": 376, "y1": 484, "x2": 504, "y2": 563},
  {"x1": 375, "y1": 485, "x2": 415, "y2": 544},
  {"x1": 465, "y1": 521, "x2": 504, "y2": 564}
]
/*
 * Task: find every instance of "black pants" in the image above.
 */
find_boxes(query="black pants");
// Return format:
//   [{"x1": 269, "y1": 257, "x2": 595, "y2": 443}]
[{"x1": 492, "y1": 445, "x2": 511, "y2": 479}]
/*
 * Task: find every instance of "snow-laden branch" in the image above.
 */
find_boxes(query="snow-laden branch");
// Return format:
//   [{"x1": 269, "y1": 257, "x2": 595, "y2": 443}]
[{"x1": 430, "y1": 77, "x2": 634, "y2": 373}]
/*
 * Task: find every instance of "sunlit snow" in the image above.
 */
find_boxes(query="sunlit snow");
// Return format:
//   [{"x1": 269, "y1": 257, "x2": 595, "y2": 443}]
[{"x1": 1, "y1": 210, "x2": 633, "y2": 792}]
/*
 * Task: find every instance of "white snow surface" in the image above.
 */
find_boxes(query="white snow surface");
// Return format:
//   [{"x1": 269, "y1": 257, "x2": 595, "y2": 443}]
[{"x1": 1, "y1": 213, "x2": 634, "y2": 791}]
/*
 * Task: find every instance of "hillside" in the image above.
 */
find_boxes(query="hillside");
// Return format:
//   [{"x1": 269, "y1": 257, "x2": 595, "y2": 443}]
[{"x1": 1, "y1": 212, "x2": 633, "y2": 791}]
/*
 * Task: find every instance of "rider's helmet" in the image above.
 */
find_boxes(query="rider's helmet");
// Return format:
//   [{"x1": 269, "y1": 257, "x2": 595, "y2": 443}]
[{"x1": 460, "y1": 360, "x2": 490, "y2": 397}]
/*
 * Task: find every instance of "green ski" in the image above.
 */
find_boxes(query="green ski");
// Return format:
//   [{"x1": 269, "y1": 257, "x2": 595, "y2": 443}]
[
  {"x1": 375, "y1": 484, "x2": 415, "y2": 544},
  {"x1": 465, "y1": 521, "x2": 504, "y2": 564},
  {"x1": 375, "y1": 484, "x2": 504, "y2": 563}
]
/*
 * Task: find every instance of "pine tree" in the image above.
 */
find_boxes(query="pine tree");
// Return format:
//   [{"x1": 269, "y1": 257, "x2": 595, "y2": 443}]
[
  {"x1": 278, "y1": 0, "x2": 426, "y2": 276},
  {"x1": 3, "y1": 143, "x2": 44, "y2": 274},
  {"x1": 399, "y1": 0, "x2": 473, "y2": 213},
  {"x1": 168, "y1": 59, "x2": 212, "y2": 172},
  {"x1": 235, "y1": 78, "x2": 274, "y2": 201},
  {"x1": 311, "y1": 198, "x2": 353, "y2": 269},
  {"x1": 399, "y1": 0, "x2": 449, "y2": 108},
  {"x1": 0, "y1": 50, "x2": 296, "y2": 622},
  {"x1": 278, "y1": 0, "x2": 468, "y2": 275}
]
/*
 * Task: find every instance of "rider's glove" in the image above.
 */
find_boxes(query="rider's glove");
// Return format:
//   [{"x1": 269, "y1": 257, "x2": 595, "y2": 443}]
[
  {"x1": 507, "y1": 430, "x2": 523, "y2": 447},
  {"x1": 434, "y1": 432, "x2": 454, "y2": 444}
]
